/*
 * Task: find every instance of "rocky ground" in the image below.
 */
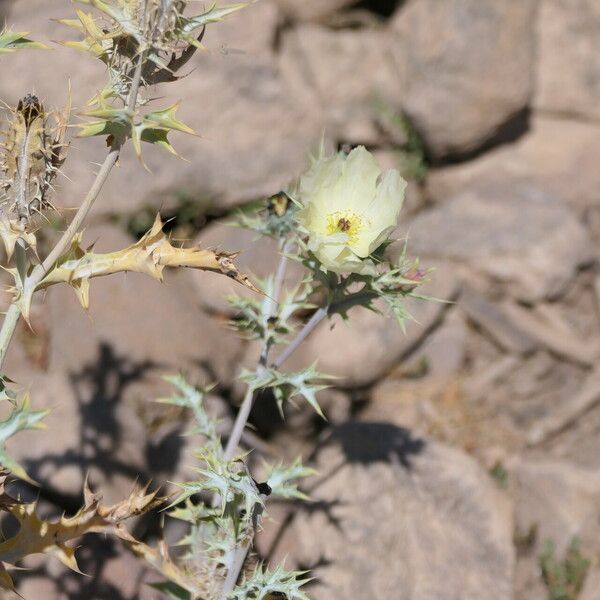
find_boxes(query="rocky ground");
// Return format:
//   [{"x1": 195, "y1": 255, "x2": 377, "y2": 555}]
[{"x1": 1, "y1": 0, "x2": 600, "y2": 598}]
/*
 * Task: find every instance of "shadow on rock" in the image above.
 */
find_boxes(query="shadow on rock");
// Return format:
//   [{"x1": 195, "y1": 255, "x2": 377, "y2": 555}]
[
  {"x1": 15, "y1": 536, "x2": 147, "y2": 600},
  {"x1": 70, "y1": 342, "x2": 156, "y2": 481},
  {"x1": 30, "y1": 343, "x2": 185, "y2": 495},
  {"x1": 325, "y1": 421, "x2": 426, "y2": 468}
]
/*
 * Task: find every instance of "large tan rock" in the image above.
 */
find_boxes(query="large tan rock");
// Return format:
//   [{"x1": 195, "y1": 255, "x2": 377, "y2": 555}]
[
  {"x1": 427, "y1": 118, "x2": 600, "y2": 210},
  {"x1": 269, "y1": 423, "x2": 515, "y2": 600},
  {"x1": 407, "y1": 184, "x2": 593, "y2": 302},
  {"x1": 280, "y1": 24, "x2": 401, "y2": 145},
  {"x1": 392, "y1": 0, "x2": 537, "y2": 158},
  {"x1": 536, "y1": 0, "x2": 600, "y2": 121}
]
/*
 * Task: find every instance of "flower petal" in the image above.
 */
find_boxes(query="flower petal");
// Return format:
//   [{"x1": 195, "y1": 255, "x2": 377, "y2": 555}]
[
  {"x1": 329, "y1": 146, "x2": 380, "y2": 215},
  {"x1": 298, "y1": 153, "x2": 345, "y2": 234},
  {"x1": 352, "y1": 169, "x2": 407, "y2": 256}
]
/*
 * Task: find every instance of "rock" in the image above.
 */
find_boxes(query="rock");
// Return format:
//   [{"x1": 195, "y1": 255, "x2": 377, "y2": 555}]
[
  {"x1": 0, "y1": 0, "x2": 14, "y2": 21},
  {"x1": 392, "y1": 0, "x2": 537, "y2": 158},
  {"x1": 279, "y1": 24, "x2": 401, "y2": 145},
  {"x1": 1, "y1": 0, "x2": 319, "y2": 218},
  {"x1": 580, "y1": 569, "x2": 600, "y2": 600},
  {"x1": 460, "y1": 287, "x2": 537, "y2": 355},
  {"x1": 274, "y1": 0, "x2": 355, "y2": 21},
  {"x1": 268, "y1": 423, "x2": 515, "y2": 600},
  {"x1": 281, "y1": 261, "x2": 459, "y2": 388},
  {"x1": 407, "y1": 184, "x2": 593, "y2": 302},
  {"x1": 543, "y1": 394, "x2": 600, "y2": 471},
  {"x1": 191, "y1": 220, "x2": 304, "y2": 315},
  {"x1": 366, "y1": 362, "x2": 518, "y2": 461},
  {"x1": 427, "y1": 117, "x2": 600, "y2": 210},
  {"x1": 501, "y1": 303, "x2": 599, "y2": 370},
  {"x1": 404, "y1": 308, "x2": 468, "y2": 379},
  {"x1": 513, "y1": 457, "x2": 600, "y2": 557},
  {"x1": 536, "y1": 0, "x2": 600, "y2": 121}
]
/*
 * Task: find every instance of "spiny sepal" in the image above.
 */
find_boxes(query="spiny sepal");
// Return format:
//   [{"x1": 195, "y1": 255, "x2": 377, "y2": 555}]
[
  {"x1": 237, "y1": 190, "x2": 300, "y2": 240},
  {"x1": 297, "y1": 240, "x2": 430, "y2": 331}
]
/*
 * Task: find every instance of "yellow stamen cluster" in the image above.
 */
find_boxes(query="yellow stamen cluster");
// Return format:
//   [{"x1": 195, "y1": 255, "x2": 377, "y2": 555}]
[{"x1": 326, "y1": 211, "x2": 365, "y2": 245}]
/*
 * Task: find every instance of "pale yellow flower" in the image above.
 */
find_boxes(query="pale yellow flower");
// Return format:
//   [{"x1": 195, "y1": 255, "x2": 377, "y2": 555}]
[{"x1": 296, "y1": 146, "x2": 407, "y2": 274}]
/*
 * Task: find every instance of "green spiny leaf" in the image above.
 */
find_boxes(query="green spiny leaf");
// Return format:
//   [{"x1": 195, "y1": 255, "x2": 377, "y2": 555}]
[
  {"x1": 0, "y1": 396, "x2": 49, "y2": 484},
  {"x1": 58, "y1": 9, "x2": 117, "y2": 62},
  {"x1": 144, "y1": 104, "x2": 195, "y2": 135},
  {"x1": 180, "y1": 4, "x2": 247, "y2": 34},
  {"x1": 0, "y1": 375, "x2": 17, "y2": 404},
  {"x1": 240, "y1": 365, "x2": 332, "y2": 419},
  {"x1": 265, "y1": 458, "x2": 316, "y2": 501},
  {"x1": 228, "y1": 563, "x2": 311, "y2": 600},
  {"x1": 80, "y1": 0, "x2": 142, "y2": 40},
  {"x1": 131, "y1": 104, "x2": 194, "y2": 158},
  {"x1": 158, "y1": 375, "x2": 218, "y2": 440},
  {"x1": 0, "y1": 29, "x2": 47, "y2": 54},
  {"x1": 169, "y1": 447, "x2": 262, "y2": 525}
]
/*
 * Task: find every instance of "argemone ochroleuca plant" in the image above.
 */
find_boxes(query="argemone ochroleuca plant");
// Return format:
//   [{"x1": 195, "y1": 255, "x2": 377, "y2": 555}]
[{"x1": 0, "y1": 2, "x2": 431, "y2": 599}]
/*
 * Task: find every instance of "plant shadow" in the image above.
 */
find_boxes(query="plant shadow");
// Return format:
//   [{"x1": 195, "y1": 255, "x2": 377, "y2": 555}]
[
  {"x1": 264, "y1": 420, "x2": 426, "y2": 565},
  {"x1": 12, "y1": 342, "x2": 187, "y2": 599}
]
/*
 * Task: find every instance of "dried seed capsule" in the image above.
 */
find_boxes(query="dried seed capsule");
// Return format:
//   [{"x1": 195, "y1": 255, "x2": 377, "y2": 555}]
[{"x1": 0, "y1": 93, "x2": 70, "y2": 221}]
